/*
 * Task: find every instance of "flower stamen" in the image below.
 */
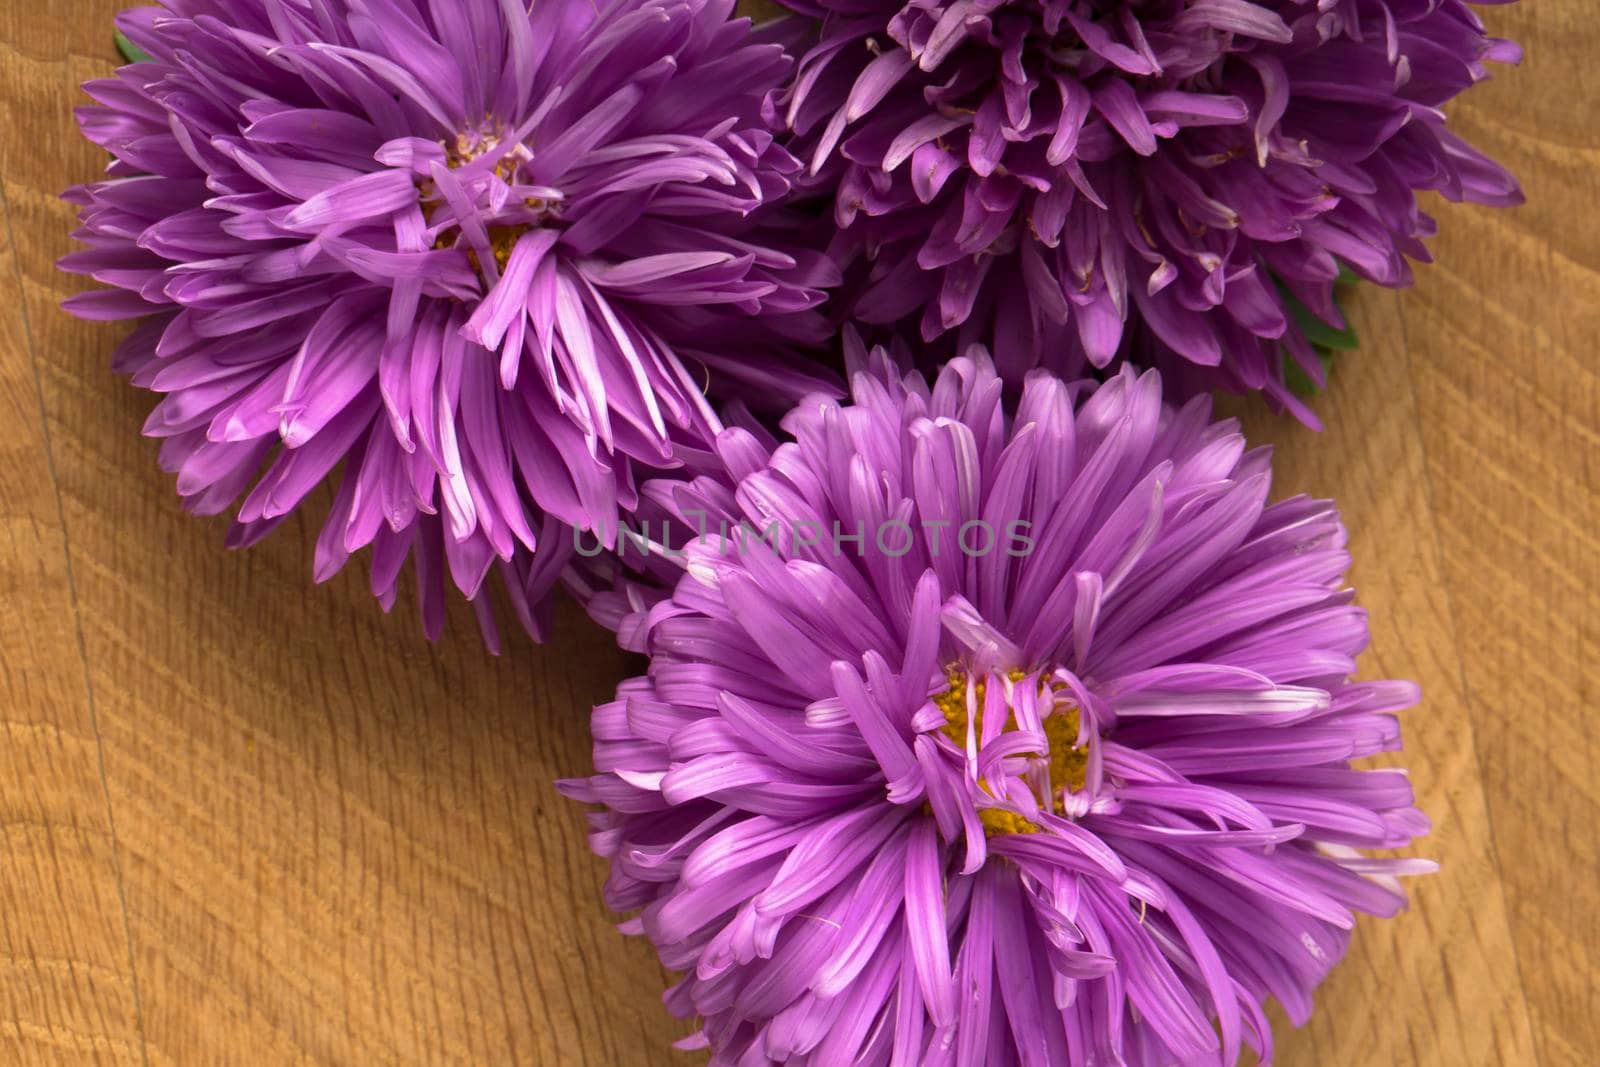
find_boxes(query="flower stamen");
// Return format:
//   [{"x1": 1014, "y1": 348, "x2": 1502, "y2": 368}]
[
  {"x1": 932, "y1": 665, "x2": 1089, "y2": 837},
  {"x1": 420, "y1": 126, "x2": 560, "y2": 280}
]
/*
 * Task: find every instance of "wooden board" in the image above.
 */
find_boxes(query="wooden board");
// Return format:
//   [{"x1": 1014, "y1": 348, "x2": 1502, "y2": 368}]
[{"x1": 0, "y1": 2, "x2": 1591, "y2": 1064}]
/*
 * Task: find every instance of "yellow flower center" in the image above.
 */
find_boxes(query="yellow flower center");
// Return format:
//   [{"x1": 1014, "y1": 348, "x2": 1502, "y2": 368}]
[
  {"x1": 979, "y1": 808, "x2": 1042, "y2": 837},
  {"x1": 419, "y1": 129, "x2": 555, "y2": 279},
  {"x1": 933, "y1": 666, "x2": 1089, "y2": 836}
]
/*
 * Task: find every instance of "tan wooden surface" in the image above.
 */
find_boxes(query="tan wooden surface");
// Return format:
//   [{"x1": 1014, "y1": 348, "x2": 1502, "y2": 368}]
[{"x1": 0, "y1": 2, "x2": 1593, "y2": 1064}]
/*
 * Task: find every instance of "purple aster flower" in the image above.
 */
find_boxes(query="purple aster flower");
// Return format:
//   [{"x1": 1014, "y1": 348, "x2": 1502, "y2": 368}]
[
  {"x1": 61, "y1": 0, "x2": 840, "y2": 644},
  {"x1": 562, "y1": 341, "x2": 1432, "y2": 1063},
  {"x1": 776, "y1": 0, "x2": 1522, "y2": 422}
]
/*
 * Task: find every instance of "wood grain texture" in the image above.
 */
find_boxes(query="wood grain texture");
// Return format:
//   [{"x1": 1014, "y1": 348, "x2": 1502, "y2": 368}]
[
  {"x1": 0, "y1": 115, "x2": 145, "y2": 1067},
  {"x1": 0, "y1": 1, "x2": 1593, "y2": 1064}
]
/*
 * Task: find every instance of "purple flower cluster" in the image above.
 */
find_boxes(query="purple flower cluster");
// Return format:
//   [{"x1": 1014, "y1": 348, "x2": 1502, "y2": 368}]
[
  {"x1": 778, "y1": 0, "x2": 1521, "y2": 417},
  {"x1": 63, "y1": 0, "x2": 837, "y2": 643},
  {"x1": 58, "y1": 0, "x2": 1482, "y2": 1059},
  {"x1": 563, "y1": 347, "x2": 1432, "y2": 1064}
]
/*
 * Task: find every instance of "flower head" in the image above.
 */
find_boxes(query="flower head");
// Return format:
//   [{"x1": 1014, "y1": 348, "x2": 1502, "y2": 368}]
[
  {"x1": 563, "y1": 343, "x2": 1432, "y2": 1063},
  {"x1": 778, "y1": 0, "x2": 1522, "y2": 420},
  {"x1": 62, "y1": 0, "x2": 839, "y2": 643}
]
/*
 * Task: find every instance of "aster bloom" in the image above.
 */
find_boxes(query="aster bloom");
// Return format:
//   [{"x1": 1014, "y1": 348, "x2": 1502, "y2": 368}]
[
  {"x1": 777, "y1": 0, "x2": 1522, "y2": 421},
  {"x1": 563, "y1": 345, "x2": 1432, "y2": 1063},
  {"x1": 62, "y1": 0, "x2": 839, "y2": 643}
]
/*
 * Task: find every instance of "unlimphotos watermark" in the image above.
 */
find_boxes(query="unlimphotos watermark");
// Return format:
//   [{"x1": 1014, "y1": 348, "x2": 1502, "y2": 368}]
[{"x1": 574, "y1": 512, "x2": 1037, "y2": 560}]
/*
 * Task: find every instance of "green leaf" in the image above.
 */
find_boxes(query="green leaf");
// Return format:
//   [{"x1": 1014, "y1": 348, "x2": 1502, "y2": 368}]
[
  {"x1": 1272, "y1": 278, "x2": 1359, "y2": 351},
  {"x1": 1283, "y1": 345, "x2": 1336, "y2": 399},
  {"x1": 1275, "y1": 264, "x2": 1361, "y2": 397},
  {"x1": 115, "y1": 31, "x2": 153, "y2": 64},
  {"x1": 1290, "y1": 307, "x2": 1358, "y2": 351}
]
